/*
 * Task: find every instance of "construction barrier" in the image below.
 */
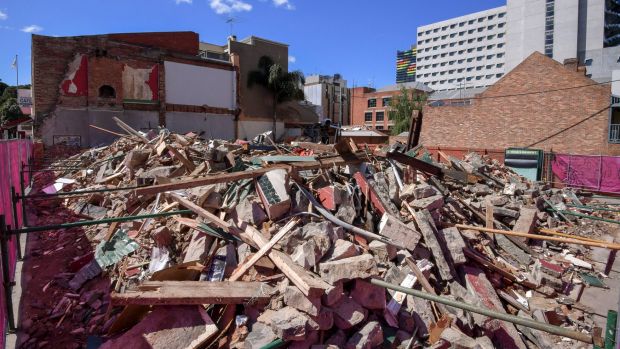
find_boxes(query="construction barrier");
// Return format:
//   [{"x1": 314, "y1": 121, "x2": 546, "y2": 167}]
[
  {"x1": 551, "y1": 153, "x2": 620, "y2": 194},
  {"x1": 0, "y1": 139, "x2": 33, "y2": 346}
]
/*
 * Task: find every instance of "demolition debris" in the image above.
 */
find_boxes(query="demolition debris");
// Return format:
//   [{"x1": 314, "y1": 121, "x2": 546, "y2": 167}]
[{"x1": 10, "y1": 121, "x2": 620, "y2": 348}]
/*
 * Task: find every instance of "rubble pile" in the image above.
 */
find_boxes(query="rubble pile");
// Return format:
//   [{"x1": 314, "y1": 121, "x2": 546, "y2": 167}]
[{"x1": 20, "y1": 124, "x2": 620, "y2": 349}]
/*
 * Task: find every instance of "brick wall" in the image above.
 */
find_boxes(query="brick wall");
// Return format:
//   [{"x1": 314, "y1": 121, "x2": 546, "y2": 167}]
[
  {"x1": 421, "y1": 52, "x2": 620, "y2": 156},
  {"x1": 109, "y1": 32, "x2": 198, "y2": 56}
]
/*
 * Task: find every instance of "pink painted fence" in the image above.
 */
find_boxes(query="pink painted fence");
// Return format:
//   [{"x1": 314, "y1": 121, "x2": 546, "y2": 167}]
[
  {"x1": 551, "y1": 154, "x2": 620, "y2": 193},
  {"x1": 0, "y1": 139, "x2": 33, "y2": 348}
]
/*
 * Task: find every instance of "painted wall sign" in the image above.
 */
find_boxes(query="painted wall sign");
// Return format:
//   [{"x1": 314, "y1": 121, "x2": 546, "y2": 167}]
[{"x1": 60, "y1": 54, "x2": 88, "y2": 96}]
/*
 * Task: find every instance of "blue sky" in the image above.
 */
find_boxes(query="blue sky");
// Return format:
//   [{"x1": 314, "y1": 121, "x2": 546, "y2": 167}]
[{"x1": 0, "y1": 0, "x2": 505, "y2": 88}]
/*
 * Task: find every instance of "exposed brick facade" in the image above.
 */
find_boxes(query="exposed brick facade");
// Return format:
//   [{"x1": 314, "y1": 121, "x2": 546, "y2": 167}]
[
  {"x1": 350, "y1": 86, "x2": 427, "y2": 132},
  {"x1": 421, "y1": 52, "x2": 620, "y2": 155}
]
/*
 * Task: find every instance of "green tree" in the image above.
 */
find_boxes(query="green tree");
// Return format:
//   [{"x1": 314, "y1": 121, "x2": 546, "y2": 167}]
[
  {"x1": 0, "y1": 97, "x2": 24, "y2": 124},
  {"x1": 247, "y1": 56, "x2": 305, "y2": 139},
  {"x1": 388, "y1": 86, "x2": 427, "y2": 136}
]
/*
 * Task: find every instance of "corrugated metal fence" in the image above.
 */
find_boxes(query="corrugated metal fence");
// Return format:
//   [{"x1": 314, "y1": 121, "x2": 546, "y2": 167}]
[{"x1": 0, "y1": 139, "x2": 32, "y2": 348}]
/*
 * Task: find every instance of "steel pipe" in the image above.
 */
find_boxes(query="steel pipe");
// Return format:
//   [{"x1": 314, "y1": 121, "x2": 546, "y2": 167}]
[
  {"x1": 369, "y1": 278, "x2": 593, "y2": 344},
  {"x1": 294, "y1": 181, "x2": 405, "y2": 249}
]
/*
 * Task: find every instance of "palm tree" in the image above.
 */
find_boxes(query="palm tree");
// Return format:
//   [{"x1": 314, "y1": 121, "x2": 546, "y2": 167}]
[{"x1": 248, "y1": 56, "x2": 305, "y2": 139}]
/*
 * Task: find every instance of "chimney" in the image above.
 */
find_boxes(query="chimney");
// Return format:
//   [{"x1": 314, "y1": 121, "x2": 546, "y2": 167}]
[{"x1": 563, "y1": 58, "x2": 579, "y2": 72}]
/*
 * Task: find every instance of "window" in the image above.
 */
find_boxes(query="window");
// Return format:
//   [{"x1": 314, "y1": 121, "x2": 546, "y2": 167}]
[
  {"x1": 486, "y1": 54, "x2": 494, "y2": 59},
  {"x1": 498, "y1": 12, "x2": 506, "y2": 18},
  {"x1": 468, "y1": 29, "x2": 475, "y2": 34},
  {"x1": 487, "y1": 35, "x2": 495, "y2": 40},
  {"x1": 497, "y1": 53, "x2": 505, "y2": 58},
  {"x1": 498, "y1": 23, "x2": 505, "y2": 28},
  {"x1": 496, "y1": 63, "x2": 504, "y2": 68},
  {"x1": 468, "y1": 20, "x2": 475, "y2": 24},
  {"x1": 496, "y1": 73, "x2": 504, "y2": 78},
  {"x1": 497, "y1": 43, "x2": 505, "y2": 48},
  {"x1": 376, "y1": 111, "x2": 385, "y2": 121},
  {"x1": 367, "y1": 99, "x2": 376, "y2": 108},
  {"x1": 478, "y1": 18, "x2": 484, "y2": 22},
  {"x1": 382, "y1": 97, "x2": 391, "y2": 106},
  {"x1": 477, "y1": 27, "x2": 484, "y2": 32},
  {"x1": 488, "y1": 25, "x2": 495, "y2": 30},
  {"x1": 376, "y1": 125, "x2": 384, "y2": 130},
  {"x1": 498, "y1": 33, "x2": 505, "y2": 38},
  {"x1": 364, "y1": 112, "x2": 372, "y2": 122},
  {"x1": 98, "y1": 85, "x2": 116, "y2": 98},
  {"x1": 477, "y1": 37, "x2": 484, "y2": 42}
]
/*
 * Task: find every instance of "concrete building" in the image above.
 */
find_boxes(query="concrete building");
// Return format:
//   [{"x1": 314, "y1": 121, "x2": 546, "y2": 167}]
[
  {"x1": 349, "y1": 82, "x2": 431, "y2": 132},
  {"x1": 396, "y1": 46, "x2": 417, "y2": 83},
  {"x1": 31, "y1": 32, "x2": 238, "y2": 146},
  {"x1": 303, "y1": 74, "x2": 349, "y2": 125},
  {"x1": 415, "y1": 7, "x2": 508, "y2": 91},
  {"x1": 202, "y1": 36, "x2": 318, "y2": 140},
  {"x1": 421, "y1": 52, "x2": 620, "y2": 155},
  {"x1": 416, "y1": 0, "x2": 620, "y2": 90}
]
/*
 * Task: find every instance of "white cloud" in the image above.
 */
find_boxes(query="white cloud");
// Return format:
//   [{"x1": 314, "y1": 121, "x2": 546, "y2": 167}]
[
  {"x1": 288, "y1": 55, "x2": 296, "y2": 64},
  {"x1": 0, "y1": 10, "x2": 7, "y2": 20},
  {"x1": 273, "y1": 0, "x2": 294, "y2": 10},
  {"x1": 21, "y1": 25, "x2": 43, "y2": 33},
  {"x1": 175, "y1": 0, "x2": 192, "y2": 3},
  {"x1": 209, "y1": 0, "x2": 252, "y2": 14}
]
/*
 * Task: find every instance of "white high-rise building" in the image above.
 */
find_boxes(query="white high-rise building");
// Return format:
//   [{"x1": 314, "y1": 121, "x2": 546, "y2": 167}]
[
  {"x1": 415, "y1": 0, "x2": 620, "y2": 91},
  {"x1": 416, "y1": 7, "x2": 508, "y2": 91}
]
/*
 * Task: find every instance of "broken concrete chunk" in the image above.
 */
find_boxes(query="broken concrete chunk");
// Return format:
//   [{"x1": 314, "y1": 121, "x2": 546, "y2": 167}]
[
  {"x1": 351, "y1": 279, "x2": 386, "y2": 310},
  {"x1": 245, "y1": 322, "x2": 277, "y2": 349},
  {"x1": 400, "y1": 183, "x2": 438, "y2": 201},
  {"x1": 256, "y1": 169, "x2": 291, "y2": 220},
  {"x1": 319, "y1": 254, "x2": 378, "y2": 284},
  {"x1": 284, "y1": 286, "x2": 321, "y2": 316},
  {"x1": 438, "y1": 227, "x2": 467, "y2": 265},
  {"x1": 124, "y1": 149, "x2": 150, "y2": 170},
  {"x1": 233, "y1": 197, "x2": 268, "y2": 226},
  {"x1": 307, "y1": 308, "x2": 334, "y2": 331},
  {"x1": 439, "y1": 328, "x2": 479, "y2": 349},
  {"x1": 269, "y1": 306, "x2": 309, "y2": 341},
  {"x1": 333, "y1": 297, "x2": 368, "y2": 330},
  {"x1": 379, "y1": 213, "x2": 421, "y2": 251},
  {"x1": 323, "y1": 239, "x2": 360, "y2": 262},
  {"x1": 368, "y1": 240, "x2": 397, "y2": 264},
  {"x1": 344, "y1": 321, "x2": 383, "y2": 349},
  {"x1": 409, "y1": 194, "x2": 444, "y2": 211}
]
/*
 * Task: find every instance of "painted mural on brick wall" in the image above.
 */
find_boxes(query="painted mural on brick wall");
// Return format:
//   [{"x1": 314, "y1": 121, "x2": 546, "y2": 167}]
[
  {"x1": 122, "y1": 64, "x2": 159, "y2": 101},
  {"x1": 59, "y1": 54, "x2": 88, "y2": 96},
  {"x1": 605, "y1": 0, "x2": 620, "y2": 47}
]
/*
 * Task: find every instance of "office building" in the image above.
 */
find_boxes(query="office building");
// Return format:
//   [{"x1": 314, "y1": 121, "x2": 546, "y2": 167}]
[
  {"x1": 303, "y1": 74, "x2": 349, "y2": 125},
  {"x1": 415, "y1": 0, "x2": 620, "y2": 90},
  {"x1": 415, "y1": 7, "x2": 508, "y2": 91},
  {"x1": 396, "y1": 46, "x2": 417, "y2": 83}
]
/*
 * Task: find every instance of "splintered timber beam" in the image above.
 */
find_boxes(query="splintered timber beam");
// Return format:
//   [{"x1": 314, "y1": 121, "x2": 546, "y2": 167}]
[
  {"x1": 134, "y1": 155, "x2": 355, "y2": 197},
  {"x1": 135, "y1": 165, "x2": 290, "y2": 196},
  {"x1": 167, "y1": 192, "x2": 330, "y2": 297},
  {"x1": 110, "y1": 281, "x2": 271, "y2": 306}
]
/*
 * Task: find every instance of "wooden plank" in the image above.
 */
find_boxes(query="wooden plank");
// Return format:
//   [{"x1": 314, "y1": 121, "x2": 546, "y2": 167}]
[
  {"x1": 485, "y1": 201, "x2": 494, "y2": 229},
  {"x1": 239, "y1": 222, "x2": 331, "y2": 298},
  {"x1": 229, "y1": 218, "x2": 299, "y2": 281},
  {"x1": 135, "y1": 165, "x2": 290, "y2": 196},
  {"x1": 111, "y1": 281, "x2": 271, "y2": 306},
  {"x1": 166, "y1": 144, "x2": 196, "y2": 172},
  {"x1": 168, "y1": 192, "x2": 330, "y2": 297},
  {"x1": 386, "y1": 151, "x2": 442, "y2": 177}
]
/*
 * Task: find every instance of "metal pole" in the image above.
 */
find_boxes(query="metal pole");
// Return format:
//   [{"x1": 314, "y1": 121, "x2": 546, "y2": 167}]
[
  {"x1": 11, "y1": 209, "x2": 193, "y2": 235},
  {"x1": 10, "y1": 187, "x2": 22, "y2": 260},
  {"x1": 559, "y1": 210, "x2": 620, "y2": 225},
  {"x1": 369, "y1": 278, "x2": 593, "y2": 344},
  {"x1": 0, "y1": 216, "x2": 16, "y2": 333},
  {"x1": 19, "y1": 162, "x2": 27, "y2": 228},
  {"x1": 18, "y1": 184, "x2": 146, "y2": 200}
]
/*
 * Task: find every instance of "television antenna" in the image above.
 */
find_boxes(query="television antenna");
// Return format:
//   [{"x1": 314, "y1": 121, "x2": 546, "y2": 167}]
[{"x1": 225, "y1": 16, "x2": 243, "y2": 36}]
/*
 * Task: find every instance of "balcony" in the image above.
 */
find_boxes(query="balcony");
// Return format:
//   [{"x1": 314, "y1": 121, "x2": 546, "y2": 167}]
[{"x1": 610, "y1": 124, "x2": 620, "y2": 143}]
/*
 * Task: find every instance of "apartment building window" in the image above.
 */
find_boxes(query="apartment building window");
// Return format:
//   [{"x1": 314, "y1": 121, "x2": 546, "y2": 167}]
[
  {"x1": 545, "y1": 0, "x2": 554, "y2": 57},
  {"x1": 498, "y1": 12, "x2": 506, "y2": 18},
  {"x1": 477, "y1": 47, "x2": 483, "y2": 51},
  {"x1": 382, "y1": 97, "x2": 391, "y2": 106},
  {"x1": 488, "y1": 35, "x2": 495, "y2": 40},
  {"x1": 477, "y1": 27, "x2": 484, "y2": 32},
  {"x1": 468, "y1": 20, "x2": 475, "y2": 24},
  {"x1": 488, "y1": 15, "x2": 495, "y2": 20},
  {"x1": 441, "y1": 44, "x2": 447, "y2": 48},
  {"x1": 459, "y1": 22, "x2": 465, "y2": 27},
  {"x1": 376, "y1": 111, "x2": 385, "y2": 121},
  {"x1": 468, "y1": 39, "x2": 475, "y2": 44},
  {"x1": 364, "y1": 112, "x2": 372, "y2": 122},
  {"x1": 486, "y1": 54, "x2": 494, "y2": 59},
  {"x1": 478, "y1": 18, "x2": 484, "y2": 22},
  {"x1": 497, "y1": 53, "x2": 505, "y2": 58},
  {"x1": 497, "y1": 43, "x2": 505, "y2": 48},
  {"x1": 368, "y1": 99, "x2": 376, "y2": 108},
  {"x1": 498, "y1": 33, "x2": 505, "y2": 38},
  {"x1": 376, "y1": 125, "x2": 384, "y2": 130},
  {"x1": 496, "y1": 63, "x2": 504, "y2": 68},
  {"x1": 486, "y1": 64, "x2": 493, "y2": 69},
  {"x1": 496, "y1": 73, "x2": 504, "y2": 78},
  {"x1": 498, "y1": 23, "x2": 505, "y2": 28},
  {"x1": 441, "y1": 35, "x2": 447, "y2": 39},
  {"x1": 477, "y1": 37, "x2": 484, "y2": 42},
  {"x1": 488, "y1": 25, "x2": 495, "y2": 30},
  {"x1": 450, "y1": 24, "x2": 456, "y2": 29}
]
